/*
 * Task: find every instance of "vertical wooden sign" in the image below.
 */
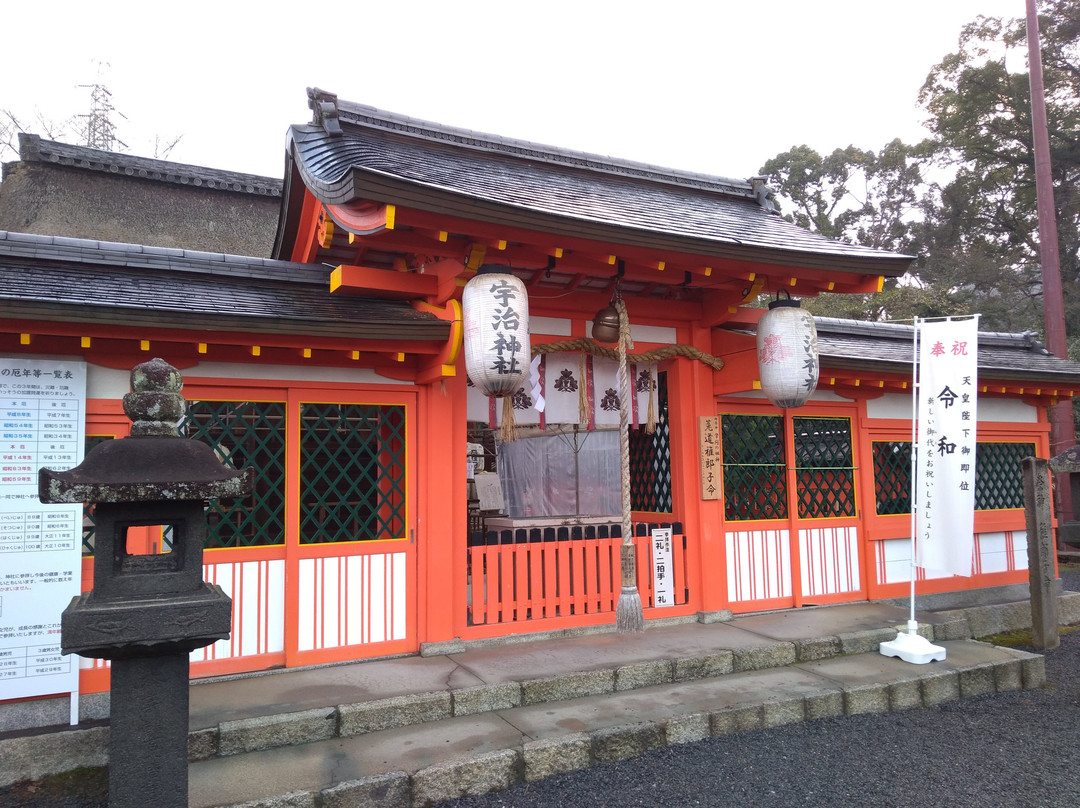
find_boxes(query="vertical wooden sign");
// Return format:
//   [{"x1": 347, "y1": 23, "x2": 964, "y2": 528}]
[{"x1": 698, "y1": 415, "x2": 720, "y2": 501}]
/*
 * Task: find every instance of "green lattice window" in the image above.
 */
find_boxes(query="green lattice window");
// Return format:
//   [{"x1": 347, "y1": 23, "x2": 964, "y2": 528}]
[
  {"x1": 630, "y1": 371, "x2": 672, "y2": 513},
  {"x1": 793, "y1": 416, "x2": 855, "y2": 518},
  {"x1": 870, "y1": 440, "x2": 1036, "y2": 514},
  {"x1": 299, "y1": 402, "x2": 407, "y2": 543},
  {"x1": 182, "y1": 401, "x2": 287, "y2": 548},
  {"x1": 976, "y1": 442, "x2": 1036, "y2": 510},
  {"x1": 873, "y1": 441, "x2": 912, "y2": 515},
  {"x1": 721, "y1": 414, "x2": 787, "y2": 521},
  {"x1": 81, "y1": 435, "x2": 114, "y2": 555}
]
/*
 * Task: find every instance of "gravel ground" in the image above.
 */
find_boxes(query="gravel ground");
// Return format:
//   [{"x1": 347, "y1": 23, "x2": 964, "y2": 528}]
[
  {"x1": 434, "y1": 637, "x2": 1080, "y2": 808},
  {"x1": 437, "y1": 568, "x2": 1080, "y2": 808},
  {"x1": 4, "y1": 571, "x2": 1078, "y2": 808}
]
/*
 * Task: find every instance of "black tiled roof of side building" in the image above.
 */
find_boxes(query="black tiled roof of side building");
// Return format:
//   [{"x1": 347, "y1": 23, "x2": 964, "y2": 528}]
[
  {"x1": 737, "y1": 317, "x2": 1080, "y2": 383},
  {"x1": 0, "y1": 231, "x2": 447, "y2": 341}
]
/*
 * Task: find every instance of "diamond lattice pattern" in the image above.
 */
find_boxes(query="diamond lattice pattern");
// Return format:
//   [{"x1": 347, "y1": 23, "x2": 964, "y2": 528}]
[
  {"x1": 183, "y1": 400, "x2": 287, "y2": 548},
  {"x1": 721, "y1": 414, "x2": 787, "y2": 521},
  {"x1": 299, "y1": 403, "x2": 407, "y2": 543}
]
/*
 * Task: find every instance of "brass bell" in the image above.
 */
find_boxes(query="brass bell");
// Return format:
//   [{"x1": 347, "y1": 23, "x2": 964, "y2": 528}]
[{"x1": 591, "y1": 305, "x2": 620, "y2": 343}]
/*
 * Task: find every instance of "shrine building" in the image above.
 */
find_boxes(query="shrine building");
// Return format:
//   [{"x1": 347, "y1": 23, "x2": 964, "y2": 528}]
[{"x1": 2, "y1": 89, "x2": 1080, "y2": 700}]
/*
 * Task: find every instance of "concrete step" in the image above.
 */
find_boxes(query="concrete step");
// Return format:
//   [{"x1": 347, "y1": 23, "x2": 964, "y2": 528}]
[
  {"x1": 187, "y1": 640, "x2": 1045, "y2": 808},
  {"x1": 3, "y1": 593, "x2": 1072, "y2": 801},
  {"x1": 187, "y1": 611, "x2": 916, "y2": 763}
]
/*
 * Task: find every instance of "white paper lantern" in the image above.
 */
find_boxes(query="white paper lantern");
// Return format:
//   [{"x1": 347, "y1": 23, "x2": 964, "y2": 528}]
[
  {"x1": 756, "y1": 298, "x2": 818, "y2": 408},
  {"x1": 463, "y1": 266, "x2": 531, "y2": 397}
]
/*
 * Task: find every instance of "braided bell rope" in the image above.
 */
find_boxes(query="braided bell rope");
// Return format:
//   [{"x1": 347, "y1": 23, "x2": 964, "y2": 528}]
[{"x1": 615, "y1": 298, "x2": 644, "y2": 632}]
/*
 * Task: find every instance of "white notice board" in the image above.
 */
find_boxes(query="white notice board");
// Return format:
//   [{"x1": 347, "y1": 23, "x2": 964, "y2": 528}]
[
  {"x1": 651, "y1": 527, "x2": 674, "y2": 607},
  {"x1": 0, "y1": 358, "x2": 86, "y2": 720},
  {"x1": 474, "y1": 473, "x2": 504, "y2": 512}
]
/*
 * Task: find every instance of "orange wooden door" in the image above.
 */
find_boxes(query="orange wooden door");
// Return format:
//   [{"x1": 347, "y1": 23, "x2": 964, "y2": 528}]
[{"x1": 284, "y1": 389, "x2": 417, "y2": 667}]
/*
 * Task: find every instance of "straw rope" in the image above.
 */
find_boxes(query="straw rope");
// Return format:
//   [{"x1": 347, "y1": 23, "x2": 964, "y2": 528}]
[
  {"x1": 531, "y1": 338, "x2": 725, "y2": 371},
  {"x1": 498, "y1": 395, "x2": 517, "y2": 443},
  {"x1": 615, "y1": 298, "x2": 644, "y2": 632}
]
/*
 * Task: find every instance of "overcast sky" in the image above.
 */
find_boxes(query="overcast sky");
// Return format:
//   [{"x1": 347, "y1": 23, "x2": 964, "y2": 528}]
[{"x1": 2, "y1": 1, "x2": 1028, "y2": 182}]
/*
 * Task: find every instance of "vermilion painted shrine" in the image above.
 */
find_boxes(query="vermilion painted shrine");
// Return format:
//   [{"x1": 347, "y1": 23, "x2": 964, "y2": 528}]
[{"x1": 2, "y1": 88, "x2": 1080, "y2": 703}]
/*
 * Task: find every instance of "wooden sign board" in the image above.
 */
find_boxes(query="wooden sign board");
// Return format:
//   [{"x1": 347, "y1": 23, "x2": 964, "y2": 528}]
[{"x1": 698, "y1": 415, "x2": 721, "y2": 501}]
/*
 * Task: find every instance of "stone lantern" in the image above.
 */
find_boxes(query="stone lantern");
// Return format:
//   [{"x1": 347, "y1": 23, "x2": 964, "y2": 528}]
[{"x1": 39, "y1": 358, "x2": 253, "y2": 808}]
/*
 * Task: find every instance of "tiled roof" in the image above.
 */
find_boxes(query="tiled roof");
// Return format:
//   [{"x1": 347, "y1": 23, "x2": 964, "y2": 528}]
[
  {"x1": 741, "y1": 317, "x2": 1080, "y2": 384},
  {"x1": 15, "y1": 134, "x2": 283, "y2": 197},
  {"x1": 0, "y1": 231, "x2": 448, "y2": 341},
  {"x1": 285, "y1": 96, "x2": 913, "y2": 276}
]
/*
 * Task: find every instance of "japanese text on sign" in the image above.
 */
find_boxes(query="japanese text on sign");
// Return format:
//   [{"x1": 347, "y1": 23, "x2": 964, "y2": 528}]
[
  {"x1": 915, "y1": 319, "x2": 978, "y2": 577},
  {"x1": 698, "y1": 416, "x2": 720, "y2": 501},
  {"x1": 487, "y1": 279, "x2": 524, "y2": 376},
  {"x1": 650, "y1": 527, "x2": 674, "y2": 607},
  {"x1": 0, "y1": 357, "x2": 86, "y2": 706}
]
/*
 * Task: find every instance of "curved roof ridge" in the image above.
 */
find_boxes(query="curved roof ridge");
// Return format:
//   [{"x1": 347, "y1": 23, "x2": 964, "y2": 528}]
[
  {"x1": 331, "y1": 98, "x2": 755, "y2": 198},
  {"x1": 17, "y1": 133, "x2": 283, "y2": 197}
]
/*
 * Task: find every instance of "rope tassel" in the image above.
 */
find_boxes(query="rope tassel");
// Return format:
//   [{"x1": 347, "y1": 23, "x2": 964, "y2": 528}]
[{"x1": 498, "y1": 396, "x2": 517, "y2": 443}]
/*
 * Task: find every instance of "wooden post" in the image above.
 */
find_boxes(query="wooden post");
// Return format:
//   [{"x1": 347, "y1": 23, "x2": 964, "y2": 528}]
[
  {"x1": 1026, "y1": 0, "x2": 1076, "y2": 541},
  {"x1": 1023, "y1": 456, "x2": 1059, "y2": 650}
]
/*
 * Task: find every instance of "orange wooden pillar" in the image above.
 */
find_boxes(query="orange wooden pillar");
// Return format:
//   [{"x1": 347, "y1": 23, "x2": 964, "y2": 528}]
[
  {"x1": 417, "y1": 371, "x2": 468, "y2": 645},
  {"x1": 667, "y1": 322, "x2": 726, "y2": 615}
]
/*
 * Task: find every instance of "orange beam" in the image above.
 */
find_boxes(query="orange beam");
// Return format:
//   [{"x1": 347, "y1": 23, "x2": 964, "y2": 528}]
[
  {"x1": 390, "y1": 205, "x2": 896, "y2": 286},
  {"x1": 331, "y1": 264, "x2": 439, "y2": 298},
  {"x1": 412, "y1": 298, "x2": 463, "y2": 382},
  {"x1": 529, "y1": 288, "x2": 705, "y2": 322},
  {"x1": 290, "y1": 190, "x2": 324, "y2": 263}
]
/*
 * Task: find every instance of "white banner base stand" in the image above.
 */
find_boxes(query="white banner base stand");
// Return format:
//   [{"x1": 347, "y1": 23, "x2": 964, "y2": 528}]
[{"x1": 880, "y1": 620, "x2": 947, "y2": 665}]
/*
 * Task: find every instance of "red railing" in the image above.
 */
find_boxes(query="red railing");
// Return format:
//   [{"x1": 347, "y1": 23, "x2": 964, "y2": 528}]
[{"x1": 466, "y1": 523, "x2": 689, "y2": 627}]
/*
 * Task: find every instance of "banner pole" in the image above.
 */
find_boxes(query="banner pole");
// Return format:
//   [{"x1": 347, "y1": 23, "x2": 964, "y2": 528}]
[
  {"x1": 907, "y1": 316, "x2": 920, "y2": 631},
  {"x1": 880, "y1": 315, "x2": 947, "y2": 664}
]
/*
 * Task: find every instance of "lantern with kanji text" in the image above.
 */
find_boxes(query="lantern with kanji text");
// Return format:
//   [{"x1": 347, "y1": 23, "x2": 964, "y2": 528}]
[
  {"x1": 463, "y1": 265, "x2": 531, "y2": 397},
  {"x1": 756, "y1": 295, "x2": 819, "y2": 409}
]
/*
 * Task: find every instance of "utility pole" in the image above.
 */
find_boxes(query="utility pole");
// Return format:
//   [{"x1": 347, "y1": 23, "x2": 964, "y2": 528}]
[{"x1": 1026, "y1": 0, "x2": 1075, "y2": 544}]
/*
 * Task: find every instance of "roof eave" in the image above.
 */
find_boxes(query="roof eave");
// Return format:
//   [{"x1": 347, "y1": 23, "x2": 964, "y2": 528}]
[
  {"x1": 0, "y1": 300, "x2": 451, "y2": 343},
  {"x1": 819, "y1": 354, "x2": 1080, "y2": 387},
  {"x1": 293, "y1": 159, "x2": 912, "y2": 278}
]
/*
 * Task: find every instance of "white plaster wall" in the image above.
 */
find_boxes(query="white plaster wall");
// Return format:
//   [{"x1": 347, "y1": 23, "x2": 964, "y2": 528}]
[
  {"x1": 630, "y1": 324, "x2": 677, "y2": 344},
  {"x1": 721, "y1": 388, "x2": 848, "y2": 403},
  {"x1": 866, "y1": 393, "x2": 1036, "y2": 423},
  {"x1": 87, "y1": 364, "x2": 132, "y2": 399},
  {"x1": 865, "y1": 393, "x2": 914, "y2": 420},
  {"x1": 530, "y1": 316, "x2": 572, "y2": 337},
  {"x1": 976, "y1": 397, "x2": 1038, "y2": 423},
  {"x1": 528, "y1": 318, "x2": 676, "y2": 344}
]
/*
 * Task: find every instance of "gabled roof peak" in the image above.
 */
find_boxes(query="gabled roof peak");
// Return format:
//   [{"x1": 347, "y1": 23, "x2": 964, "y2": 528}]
[{"x1": 307, "y1": 87, "x2": 754, "y2": 199}]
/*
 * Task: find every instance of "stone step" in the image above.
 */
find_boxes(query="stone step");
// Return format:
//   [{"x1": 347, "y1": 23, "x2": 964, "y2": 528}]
[
  {"x1": 3, "y1": 593, "x2": 1072, "y2": 795},
  {"x1": 191, "y1": 624, "x2": 899, "y2": 763},
  {"x1": 4, "y1": 609, "x2": 913, "y2": 791},
  {"x1": 187, "y1": 640, "x2": 1045, "y2": 808}
]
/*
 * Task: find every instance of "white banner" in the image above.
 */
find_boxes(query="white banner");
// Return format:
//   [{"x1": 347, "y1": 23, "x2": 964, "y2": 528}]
[{"x1": 915, "y1": 318, "x2": 978, "y2": 576}]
